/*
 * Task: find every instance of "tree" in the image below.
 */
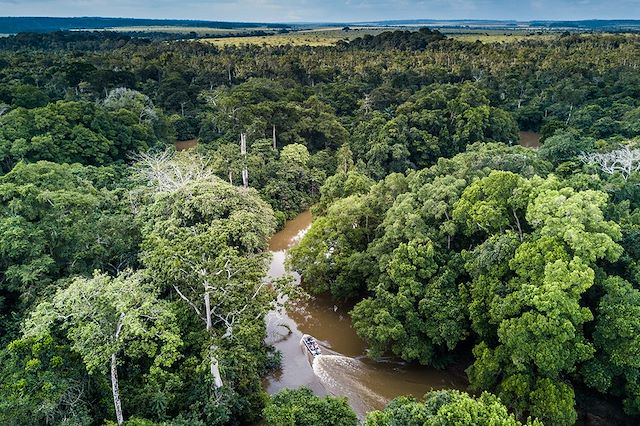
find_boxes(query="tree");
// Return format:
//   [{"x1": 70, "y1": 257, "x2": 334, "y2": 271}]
[
  {"x1": 538, "y1": 130, "x2": 594, "y2": 166},
  {"x1": 262, "y1": 143, "x2": 318, "y2": 217},
  {"x1": 102, "y1": 87, "x2": 158, "y2": 125},
  {"x1": 136, "y1": 151, "x2": 277, "y2": 422},
  {"x1": 23, "y1": 271, "x2": 181, "y2": 426},
  {"x1": 365, "y1": 390, "x2": 540, "y2": 426},
  {"x1": 581, "y1": 276, "x2": 640, "y2": 415},
  {"x1": 352, "y1": 239, "x2": 468, "y2": 365},
  {"x1": 313, "y1": 170, "x2": 374, "y2": 215},
  {"x1": 291, "y1": 195, "x2": 376, "y2": 299},
  {"x1": 579, "y1": 145, "x2": 640, "y2": 181},
  {"x1": 0, "y1": 334, "x2": 94, "y2": 425},
  {"x1": 466, "y1": 182, "x2": 623, "y2": 425},
  {"x1": 11, "y1": 84, "x2": 49, "y2": 109},
  {"x1": 0, "y1": 100, "x2": 161, "y2": 171},
  {"x1": 453, "y1": 171, "x2": 529, "y2": 241},
  {"x1": 0, "y1": 161, "x2": 139, "y2": 342},
  {"x1": 263, "y1": 388, "x2": 357, "y2": 426},
  {"x1": 291, "y1": 172, "x2": 409, "y2": 299}
]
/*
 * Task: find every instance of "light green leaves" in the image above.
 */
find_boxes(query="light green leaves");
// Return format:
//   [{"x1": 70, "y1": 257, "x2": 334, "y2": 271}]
[
  {"x1": 263, "y1": 387, "x2": 357, "y2": 426},
  {"x1": 365, "y1": 390, "x2": 539, "y2": 426},
  {"x1": 23, "y1": 271, "x2": 181, "y2": 374},
  {"x1": 453, "y1": 171, "x2": 529, "y2": 238},
  {"x1": 526, "y1": 187, "x2": 622, "y2": 262}
]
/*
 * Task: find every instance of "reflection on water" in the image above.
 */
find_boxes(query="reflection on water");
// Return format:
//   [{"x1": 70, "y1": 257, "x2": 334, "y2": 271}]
[
  {"x1": 268, "y1": 210, "x2": 312, "y2": 252},
  {"x1": 264, "y1": 210, "x2": 467, "y2": 417}
]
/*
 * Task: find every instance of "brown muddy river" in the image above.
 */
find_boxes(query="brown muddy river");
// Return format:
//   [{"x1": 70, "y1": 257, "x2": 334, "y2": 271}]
[
  {"x1": 518, "y1": 131, "x2": 542, "y2": 148},
  {"x1": 263, "y1": 211, "x2": 467, "y2": 418}
]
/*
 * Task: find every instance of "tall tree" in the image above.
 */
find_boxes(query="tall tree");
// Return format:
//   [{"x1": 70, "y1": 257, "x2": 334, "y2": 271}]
[{"x1": 23, "y1": 271, "x2": 181, "y2": 426}]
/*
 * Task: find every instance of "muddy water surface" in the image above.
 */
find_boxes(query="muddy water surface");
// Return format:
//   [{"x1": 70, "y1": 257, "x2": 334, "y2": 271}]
[
  {"x1": 518, "y1": 131, "x2": 542, "y2": 148},
  {"x1": 264, "y1": 211, "x2": 467, "y2": 417}
]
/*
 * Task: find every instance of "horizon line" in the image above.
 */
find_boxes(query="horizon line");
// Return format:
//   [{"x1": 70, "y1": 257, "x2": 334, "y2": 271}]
[{"x1": 2, "y1": 16, "x2": 640, "y2": 25}]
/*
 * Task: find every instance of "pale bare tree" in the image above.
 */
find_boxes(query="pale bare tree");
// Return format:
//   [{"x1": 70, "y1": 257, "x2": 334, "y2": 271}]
[
  {"x1": 132, "y1": 149, "x2": 215, "y2": 193},
  {"x1": 240, "y1": 133, "x2": 248, "y2": 189},
  {"x1": 580, "y1": 146, "x2": 640, "y2": 180}
]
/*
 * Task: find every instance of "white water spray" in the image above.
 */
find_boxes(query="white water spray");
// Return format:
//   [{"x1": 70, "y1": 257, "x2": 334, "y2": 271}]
[{"x1": 311, "y1": 354, "x2": 388, "y2": 417}]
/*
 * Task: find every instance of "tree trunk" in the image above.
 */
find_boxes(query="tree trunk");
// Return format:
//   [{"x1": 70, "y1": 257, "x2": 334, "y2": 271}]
[
  {"x1": 111, "y1": 353, "x2": 124, "y2": 426},
  {"x1": 272, "y1": 124, "x2": 277, "y2": 149},
  {"x1": 204, "y1": 290, "x2": 212, "y2": 331},
  {"x1": 240, "y1": 133, "x2": 248, "y2": 189},
  {"x1": 513, "y1": 209, "x2": 524, "y2": 242},
  {"x1": 111, "y1": 313, "x2": 126, "y2": 425},
  {"x1": 566, "y1": 104, "x2": 574, "y2": 125},
  {"x1": 210, "y1": 345, "x2": 224, "y2": 389},
  {"x1": 203, "y1": 290, "x2": 223, "y2": 389}
]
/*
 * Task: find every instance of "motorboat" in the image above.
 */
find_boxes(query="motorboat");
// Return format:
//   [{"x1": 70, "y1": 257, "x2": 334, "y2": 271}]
[{"x1": 302, "y1": 335, "x2": 322, "y2": 357}]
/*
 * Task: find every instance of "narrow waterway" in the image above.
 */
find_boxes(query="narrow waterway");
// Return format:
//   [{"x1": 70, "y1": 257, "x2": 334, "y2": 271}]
[
  {"x1": 518, "y1": 131, "x2": 542, "y2": 148},
  {"x1": 263, "y1": 210, "x2": 467, "y2": 418}
]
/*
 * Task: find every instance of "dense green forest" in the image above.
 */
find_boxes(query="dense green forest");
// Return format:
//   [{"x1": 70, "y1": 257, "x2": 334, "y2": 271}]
[{"x1": 1, "y1": 28, "x2": 640, "y2": 425}]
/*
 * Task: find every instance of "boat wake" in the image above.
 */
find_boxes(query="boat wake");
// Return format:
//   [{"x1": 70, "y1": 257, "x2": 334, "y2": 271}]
[{"x1": 311, "y1": 354, "x2": 388, "y2": 417}]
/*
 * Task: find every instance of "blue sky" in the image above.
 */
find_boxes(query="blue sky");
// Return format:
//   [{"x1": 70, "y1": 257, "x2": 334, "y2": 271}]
[{"x1": 0, "y1": 0, "x2": 638, "y2": 22}]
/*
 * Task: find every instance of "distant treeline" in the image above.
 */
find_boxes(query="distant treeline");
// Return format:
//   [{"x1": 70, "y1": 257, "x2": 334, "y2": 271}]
[
  {"x1": 0, "y1": 29, "x2": 294, "y2": 50},
  {"x1": 343, "y1": 27, "x2": 446, "y2": 50},
  {"x1": 0, "y1": 16, "x2": 290, "y2": 34},
  {"x1": 0, "y1": 31, "x2": 151, "y2": 50},
  {"x1": 0, "y1": 28, "x2": 449, "y2": 52},
  {"x1": 531, "y1": 19, "x2": 640, "y2": 30},
  {"x1": 365, "y1": 19, "x2": 640, "y2": 31}
]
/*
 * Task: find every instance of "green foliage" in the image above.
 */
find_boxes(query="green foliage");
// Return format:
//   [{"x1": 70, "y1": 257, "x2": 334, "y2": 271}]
[
  {"x1": 263, "y1": 388, "x2": 357, "y2": 426},
  {"x1": 138, "y1": 160, "x2": 277, "y2": 424},
  {"x1": 313, "y1": 170, "x2": 375, "y2": 215},
  {"x1": 0, "y1": 100, "x2": 163, "y2": 172},
  {"x1": 582, "y1": 276, "x2": 640, "y2": 415},
  {"x1": 290, "y1": 196, "x2": 375, "y2": 298},
  {"x1": 0, "y1": 334, "x2": 94, "y2": 425},
  {"x1": 537, "y1": 130, "x2": 594, "y2": 166},
  {"x1": 365, "y1": 389, "x2": 540, "y2": 426},
  {"x1": 303, "y1": 141, "x2": 633, "y2": 424},
  {"x1": 453, "y1": 171, "x2": 529, "y2": 239},
  {"x1": 352, "y1": 241, "x2": 467, "y2": 364},
  {"x1": 22, "y1": 270, "x2": 182, "y2": 425},
  {"x1": 24, "y1": 271, "x2": 181, "y2": 374},
  {"x1": 11, "y1": 84, "x2": 49, "y2": 109},
  {"x1": 0, "y1": 161, "x2": 139, "y2": 342},
  {"x1": 2, "y1": 27, "x2": 640, "y2": 426},
  {"x1": 465, "y1": 179, "x2": 623, "y2": 425},
  {"x1": 346, "y1": 27, "x2": 446, "y2": 51},
  {"x1": 291, "y1": 171, "x2": 408, "y2": 299},
  {"x1": 351, "y1": 83, "x2": 518, "y2": 178}
]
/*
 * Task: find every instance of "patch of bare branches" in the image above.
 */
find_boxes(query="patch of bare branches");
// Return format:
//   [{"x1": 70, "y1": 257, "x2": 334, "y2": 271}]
[
  {"x1": 579, "y1": 146, "x2": 640, "y2": 180},
  {"x1": 131, "y1": 149, "x2": 216, "y2": 193}
]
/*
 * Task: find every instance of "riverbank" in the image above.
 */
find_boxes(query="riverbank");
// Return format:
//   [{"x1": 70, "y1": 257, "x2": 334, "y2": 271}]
[{"x1": 263, "y1": 210, "x2": 468, "y2": 418}]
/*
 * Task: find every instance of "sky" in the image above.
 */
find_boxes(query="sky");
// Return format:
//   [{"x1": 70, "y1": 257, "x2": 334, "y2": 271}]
[{"x1": 1, "y1": 0, "x2": 639, "y2": 23}]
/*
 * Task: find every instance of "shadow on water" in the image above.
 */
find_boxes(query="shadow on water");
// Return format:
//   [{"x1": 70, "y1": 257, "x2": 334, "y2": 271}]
[{"x1": 264, "y1": 210, "x2": 468, "y2": 418}]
